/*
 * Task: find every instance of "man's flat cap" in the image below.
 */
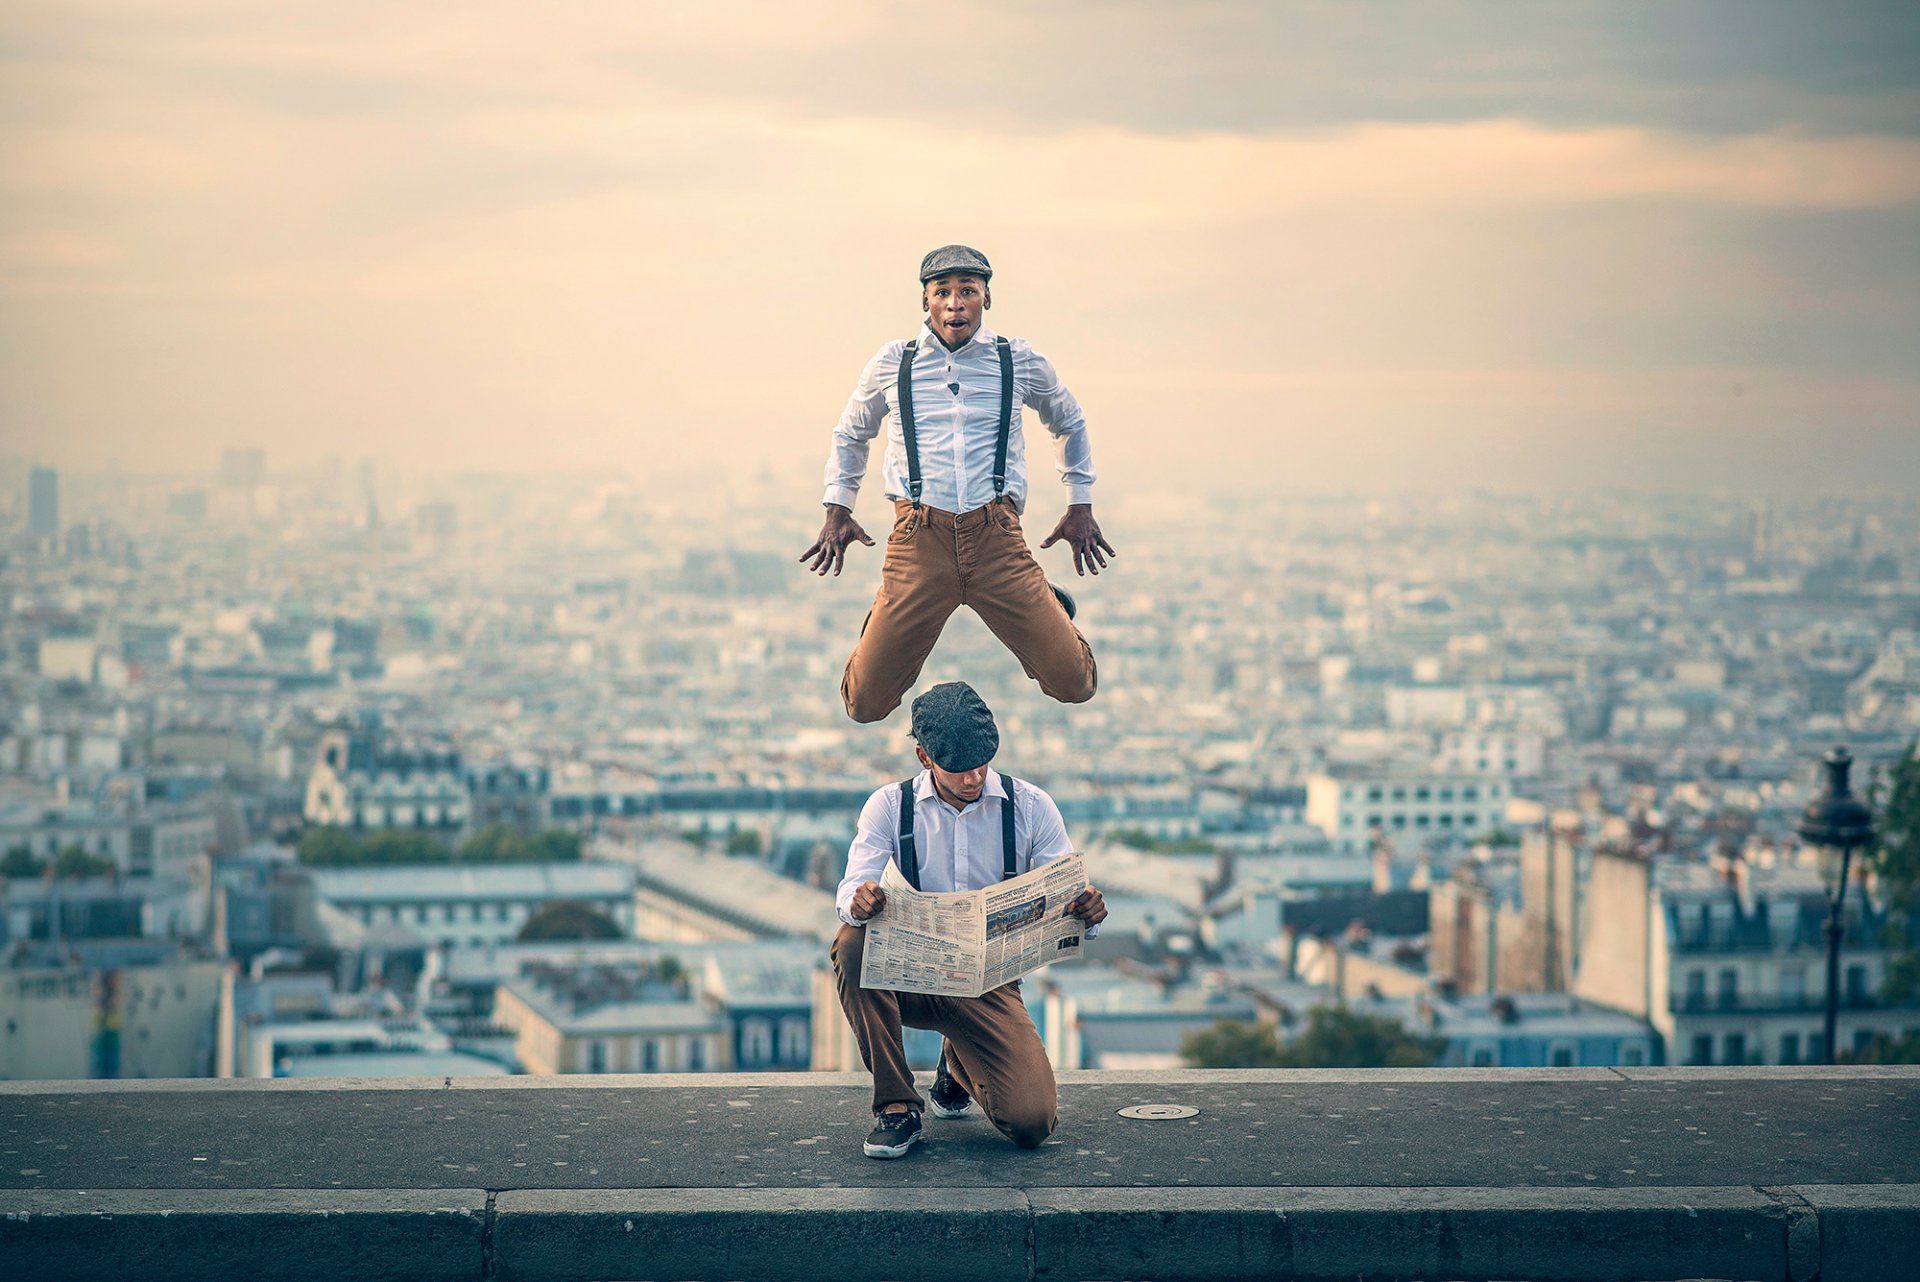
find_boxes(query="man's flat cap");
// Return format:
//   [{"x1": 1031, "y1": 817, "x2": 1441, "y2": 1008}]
[
  {"x1": 918, "y1": 244, "x2": 993, "y2": 283},
  {"x1": 910, "y1": 681, "x2": 999, "y2": 772}
]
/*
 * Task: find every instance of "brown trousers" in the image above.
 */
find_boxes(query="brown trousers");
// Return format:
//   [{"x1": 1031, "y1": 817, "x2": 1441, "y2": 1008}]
[
  {"x1": 830, "y1": 922, "x2": 1058, "y2": 1148},
  {"x1": 840, "y1": 498, "x2": 1097, "y2": 724}
]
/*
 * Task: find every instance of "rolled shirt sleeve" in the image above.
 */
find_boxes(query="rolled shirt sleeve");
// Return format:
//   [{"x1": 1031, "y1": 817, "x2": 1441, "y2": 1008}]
[
  {"x1": 821, "y1": 344, "x2": 896, "y2": 511},
  {"x1": 1021, "y1": 345, "x2": 1095, "y2": 507},
  {"x1": 835, "y1": 785, "x2": 899, "y2": 927}
]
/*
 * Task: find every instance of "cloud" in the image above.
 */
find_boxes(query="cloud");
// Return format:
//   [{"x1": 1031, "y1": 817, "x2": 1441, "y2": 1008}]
[{"x1": 1, "y1": 1, "x2": 1916, "y2": 493}]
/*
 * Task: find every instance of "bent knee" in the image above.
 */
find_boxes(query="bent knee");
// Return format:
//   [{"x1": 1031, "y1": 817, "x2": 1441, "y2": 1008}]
[
  {"x1": 1045, "y1": 672, "x2": 1096, "y2": 706},
  {"x1": 1000, "y1": 1107, "x2": 1057, "y2": 1150},
  {"x1": 841, "y1": 684, "x2": 899, "y2": 725}
]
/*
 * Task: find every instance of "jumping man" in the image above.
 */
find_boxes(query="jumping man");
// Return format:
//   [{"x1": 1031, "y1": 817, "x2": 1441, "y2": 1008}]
[{"x1": 800, "y1": 245, "x2": 1115, "y2": 723}]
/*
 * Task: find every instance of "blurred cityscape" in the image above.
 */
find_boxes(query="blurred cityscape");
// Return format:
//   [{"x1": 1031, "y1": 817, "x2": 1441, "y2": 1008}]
[{"x1": 3, "y1": 452, "x2": 1919, "y2": 1082}]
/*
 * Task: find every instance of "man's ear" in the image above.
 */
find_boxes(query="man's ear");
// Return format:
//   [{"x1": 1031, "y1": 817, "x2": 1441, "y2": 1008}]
[
  {"x1": 921, "y1": 287, "x2": 930, "y2": 313},
  {"x1": 983, "y1": 286, "x2": 992, "y2": 310},
  {"x1": 914, "y1": 745, "x2": 933, "y2": 770}
]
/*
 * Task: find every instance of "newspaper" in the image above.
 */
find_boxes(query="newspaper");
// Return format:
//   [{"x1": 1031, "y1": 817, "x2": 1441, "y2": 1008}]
[{"x1": 860, "y1": 852, "x2": 1088, "y2": 998}]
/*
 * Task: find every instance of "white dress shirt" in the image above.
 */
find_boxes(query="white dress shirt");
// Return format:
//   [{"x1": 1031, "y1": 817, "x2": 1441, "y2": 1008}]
[
  {"x1": 836, "y1": 769, "x2": 1093, "y2": 935},
  {"x1": 821, "y1": 322, "x2": 1095, "y2": 516}
]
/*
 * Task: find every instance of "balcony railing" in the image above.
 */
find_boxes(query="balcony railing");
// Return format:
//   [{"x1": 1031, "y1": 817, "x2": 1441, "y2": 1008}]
[{"x1": 1671, "y1": 991, "x2": 1882, "y2": 1016}]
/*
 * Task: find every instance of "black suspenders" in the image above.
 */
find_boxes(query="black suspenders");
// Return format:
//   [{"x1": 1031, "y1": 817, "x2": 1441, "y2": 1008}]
[
  {"x1": 895, "y1": 775, "x2": 1021, "y2": 890},
  {"x1": 896, "y1": 336, "x2": 1015, "y2": 509}
]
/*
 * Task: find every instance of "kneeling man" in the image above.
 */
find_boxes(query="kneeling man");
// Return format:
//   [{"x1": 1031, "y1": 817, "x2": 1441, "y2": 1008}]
[{"x1": 831, "y1": 681, "x2": 1106, "y2": 1158}]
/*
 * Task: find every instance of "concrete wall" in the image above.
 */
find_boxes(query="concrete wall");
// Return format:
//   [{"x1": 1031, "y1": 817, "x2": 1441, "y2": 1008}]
[{"x1": 1575, "y1": 848, "x2": 1652, "y2": 1020}]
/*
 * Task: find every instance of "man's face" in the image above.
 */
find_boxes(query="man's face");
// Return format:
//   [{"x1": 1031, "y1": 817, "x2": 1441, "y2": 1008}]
[
  {"x1": 917, "y1": 745, "x2": 989, "y2": 807},
  {"x1": 922, "y1": 272, "x2": 989, "y2": 348}
]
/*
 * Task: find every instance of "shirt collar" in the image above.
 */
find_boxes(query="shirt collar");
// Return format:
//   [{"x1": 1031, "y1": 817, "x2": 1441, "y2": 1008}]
[
  {"x1": 917, "y1": 321, "x2": 999, "y2": 353},
  {"x1": 914, "y1": 768, "x2": 1008, "y2": 812}
]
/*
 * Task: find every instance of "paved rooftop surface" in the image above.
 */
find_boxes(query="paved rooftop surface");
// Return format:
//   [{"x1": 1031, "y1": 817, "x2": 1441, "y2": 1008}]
[{"x1": 7, "y1": 1066, "x2": 1917, "y2": 1193}]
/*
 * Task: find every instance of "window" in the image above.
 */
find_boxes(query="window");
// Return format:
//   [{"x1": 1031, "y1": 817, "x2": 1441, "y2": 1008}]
[
  {"x1": 1684, "y1": 971, "x2": 1706, "y2": 1009},
  {"x1": 1846, "y1": 965, "x2": 1869, "y2": 1003},
  {"x1": 1438, "y1": 788, "x2": 1454, "y2": 802},
  {"x1": 780, "y1": 1018, "x2": 810, "y2": 1065},
  {"x1": 1469, "y1": 1045, "x2": 1495, "y2": 1067},
  {"x1": 1780, "y1": 968, "x2": 1806, "y2": 1006},
  {"x1": 1853, "y1": 1029, "x2": 1876, "y2": 1056},
  {"x1": 1391, "y1": 815, "x2": 1407, "y2": 829},
  {"x1": 1549, "y1": 1043, "x2": 1575, "y2": 1068},
  {"x1": 1717, "y1": 968, "x2": 1738, "y2": 1009},
  {"x1": 1809, "y1": 1033, "x2": 1827, "y2": 1063},
  {"x1": 587, "y1": 1041, "x2": 607, "y2": 1073},
  {"x1": 1689, "y1": 1034, "x2": 1713, "y2": 1066},
  {"x1": 1621, "y1": 1043, "x2": 1647, "y2": 1067},
  {"x1": 1438, "y1": 814, "x2": 1454, "y2": 827},
  {"x1": 1390, "y1": 787, "x2": 1406, "y2": 802},
  {"x1": 1414, "y1": 787, "x2": 1430, "y2": 803},
  {"x1": 1414, "y1": 814, "x2": 1430, "y2": 828},
  {"x1": 1462, "y1": 787, "x2": 1480, "y2": 802},
  {"x1": 1724, "y1": 1033, "x2": 1746, "y2": 1064},
  {"x1": 1780, "y1": 1033, "x2": 1801, "y2": 1065},
  {"x1": 1366, "y1": 787, "x2": 1382, "y2": 803},
  {"x1": 741, "y1": 1018, "x2": 773, "y2": 1065},
  {"x1": 643, "y1": 1039, "x2": 659, "y2": 1072},
  {"x1": 688, "y1": 1039, "x2": 706, "y2": 1071}
]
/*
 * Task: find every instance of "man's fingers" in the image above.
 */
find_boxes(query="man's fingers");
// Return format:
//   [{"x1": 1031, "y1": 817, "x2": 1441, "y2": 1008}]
[
  {"x1": 1096, "y1": 533, "x2": 1116, "y2": 557},
  {"x1": 1038, "y1": 530, "x2": 1060, "y2": 548},
  {"x1": 857, "y1": 532, "x2": 875, "y2": 546}
]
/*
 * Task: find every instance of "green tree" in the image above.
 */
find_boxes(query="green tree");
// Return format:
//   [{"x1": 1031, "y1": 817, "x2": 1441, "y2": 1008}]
[
  {"x1": 2, "y1": 846, "x2": 47, "y2": 879},
  {"x1": 297, "y1": 827, "x2": 362, "y2": 866},
  {"x1": 533, "y1": 828, "x2": 582, "y2": 862},
  {"x1": 51, "y1": 845, "x2": 118, "y2": 880},
  {"x1": 360, "y1": 830, "x2": 453, "y2": 864},
  {"x1": 1179, "y1": 1018, "x2": 1287, "y2": 1068},
  {"x1": 1273, "y1": 1006, "x2": 1446, "y2": 1067},
  {"x1": 1848, "y1": 1032, "x2": 1920, "y2": 1065},
  {"x1": 1870, "y1": 741, "x2": 1920, "y2": 1002},
  {"x1": 1181, "y1": 1007, "x2": 1447, "y2": 1070},
  {"x1": 516, "y1": 899, "x2": 624, "y2": 942},
  {"x1": 726, "y1": 828, "x2": 763, "y2": 857}
]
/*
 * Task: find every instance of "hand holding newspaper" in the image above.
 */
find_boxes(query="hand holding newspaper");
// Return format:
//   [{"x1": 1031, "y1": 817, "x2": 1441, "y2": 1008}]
[{"x1": 860, "y1": 851, "x2": 1089, "y2": 998}]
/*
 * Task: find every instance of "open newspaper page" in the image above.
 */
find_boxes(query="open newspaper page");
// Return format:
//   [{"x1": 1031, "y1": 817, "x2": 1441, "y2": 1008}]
[{"x1": 860, "y1": 852, "x2": 1088, "y2": 998}]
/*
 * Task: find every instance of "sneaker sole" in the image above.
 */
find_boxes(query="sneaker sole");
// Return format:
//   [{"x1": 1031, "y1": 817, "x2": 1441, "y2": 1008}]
[
  {"x1": 862, "y1": 1130, "x2": 923, "y2": 1159},
  {"x1": 927, "y1": 1098, "x2": 973, "y2": 1120}
]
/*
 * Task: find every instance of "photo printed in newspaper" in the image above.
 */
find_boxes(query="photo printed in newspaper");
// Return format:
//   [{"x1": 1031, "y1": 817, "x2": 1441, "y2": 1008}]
[{"x1": 860, "y1": 852, "x2": 1089, "y2": 998}]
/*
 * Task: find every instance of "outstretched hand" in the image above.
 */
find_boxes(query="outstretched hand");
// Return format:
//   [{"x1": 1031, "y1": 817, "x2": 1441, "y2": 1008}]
[
  {"x1": 1039, "y1": 503, "x2": 1116, "y2": 576},
  {"x1": 799, "y1": 504, "x2": 874, "y2": 576}
]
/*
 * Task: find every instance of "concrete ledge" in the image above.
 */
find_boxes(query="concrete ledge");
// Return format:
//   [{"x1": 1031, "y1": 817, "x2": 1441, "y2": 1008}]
[
  {"x1": 0, "y1": 1188, "x2": 486, "y2": 1282},
  {"x1": 4, "y1": 1182, "x2": 1914, "y2": 1281},
  {"x1": 3, "y1": 1064, "x2": 1914, "y2": 1094},
  {"x1": 1796, "y1": 1184, "x2": 1920, "y2": 1282},
  {"x1": 492, "y1": 1187, "x2": 1032, "y2": 1282},
  {"x1": 1029, "y1": 1186, "x2": 1789, "y2": 1282}
]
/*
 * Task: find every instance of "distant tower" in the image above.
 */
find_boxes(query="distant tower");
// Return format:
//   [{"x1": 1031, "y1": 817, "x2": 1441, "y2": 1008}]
[
  {"x1": 27, "y1": 466, "x2": 59, "y2": 538},
  {"x1": 1747, "y1": 501, "x2": 1772, "y2": 569},
  {"x1": 358, "y1": 459, "x2": 380, "y2": 535}
]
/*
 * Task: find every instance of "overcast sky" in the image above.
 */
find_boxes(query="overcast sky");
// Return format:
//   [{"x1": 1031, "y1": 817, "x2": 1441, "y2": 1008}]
[{"x1": 4, "y1": 1, "x2": 1918, "y2": 499}]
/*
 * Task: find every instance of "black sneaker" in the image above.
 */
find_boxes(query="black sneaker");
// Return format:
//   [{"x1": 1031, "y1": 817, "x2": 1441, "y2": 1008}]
[
  {"x1": 1051, "y1": 584, "x2": 1077, "y2": 620},
  {"x1": 862, "y1": 1108, "x2": 923, "y2": 1159},
  {"x1": 928, "y1": 1051, "x2": 973, "y2": 1119}
]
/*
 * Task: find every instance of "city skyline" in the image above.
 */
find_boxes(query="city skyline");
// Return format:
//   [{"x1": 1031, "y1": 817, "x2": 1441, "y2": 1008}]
[{"x1": 3, "y1": 2, "x2": 1918, "y2": 496}]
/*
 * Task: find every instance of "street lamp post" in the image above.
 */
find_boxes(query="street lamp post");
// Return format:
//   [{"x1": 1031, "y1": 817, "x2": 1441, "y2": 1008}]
[{"x1": 1797, "y1": 746, "x2": 1876, "y2": 1065}]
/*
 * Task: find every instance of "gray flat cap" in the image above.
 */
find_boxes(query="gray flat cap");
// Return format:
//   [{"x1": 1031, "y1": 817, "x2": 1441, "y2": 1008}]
[
  {"x1": 918, "y1": 244, "x2": 993, "y2": 283},
  {"x1": 910, "y1": 681, "x2": 999, "y2": 772}
]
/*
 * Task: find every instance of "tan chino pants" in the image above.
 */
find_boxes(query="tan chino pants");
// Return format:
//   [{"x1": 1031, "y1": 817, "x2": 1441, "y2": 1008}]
[
  {"x1": 830, "y1": 922, "x2": 1058, "y2": 1148},
  {"x1": 840, "y1": 498, "x2": 1097, "y2": 724}
]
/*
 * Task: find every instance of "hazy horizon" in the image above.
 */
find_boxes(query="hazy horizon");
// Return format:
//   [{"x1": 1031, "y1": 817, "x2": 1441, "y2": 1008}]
[{"x1": 5, "y1": 1, "x2": 1918, "y2": 500}]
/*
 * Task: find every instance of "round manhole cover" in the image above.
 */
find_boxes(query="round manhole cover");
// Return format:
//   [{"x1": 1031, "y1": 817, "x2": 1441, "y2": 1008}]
[{"x1": 1116, "y1": 1104, "x2": 1199, "y2": 1120}]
